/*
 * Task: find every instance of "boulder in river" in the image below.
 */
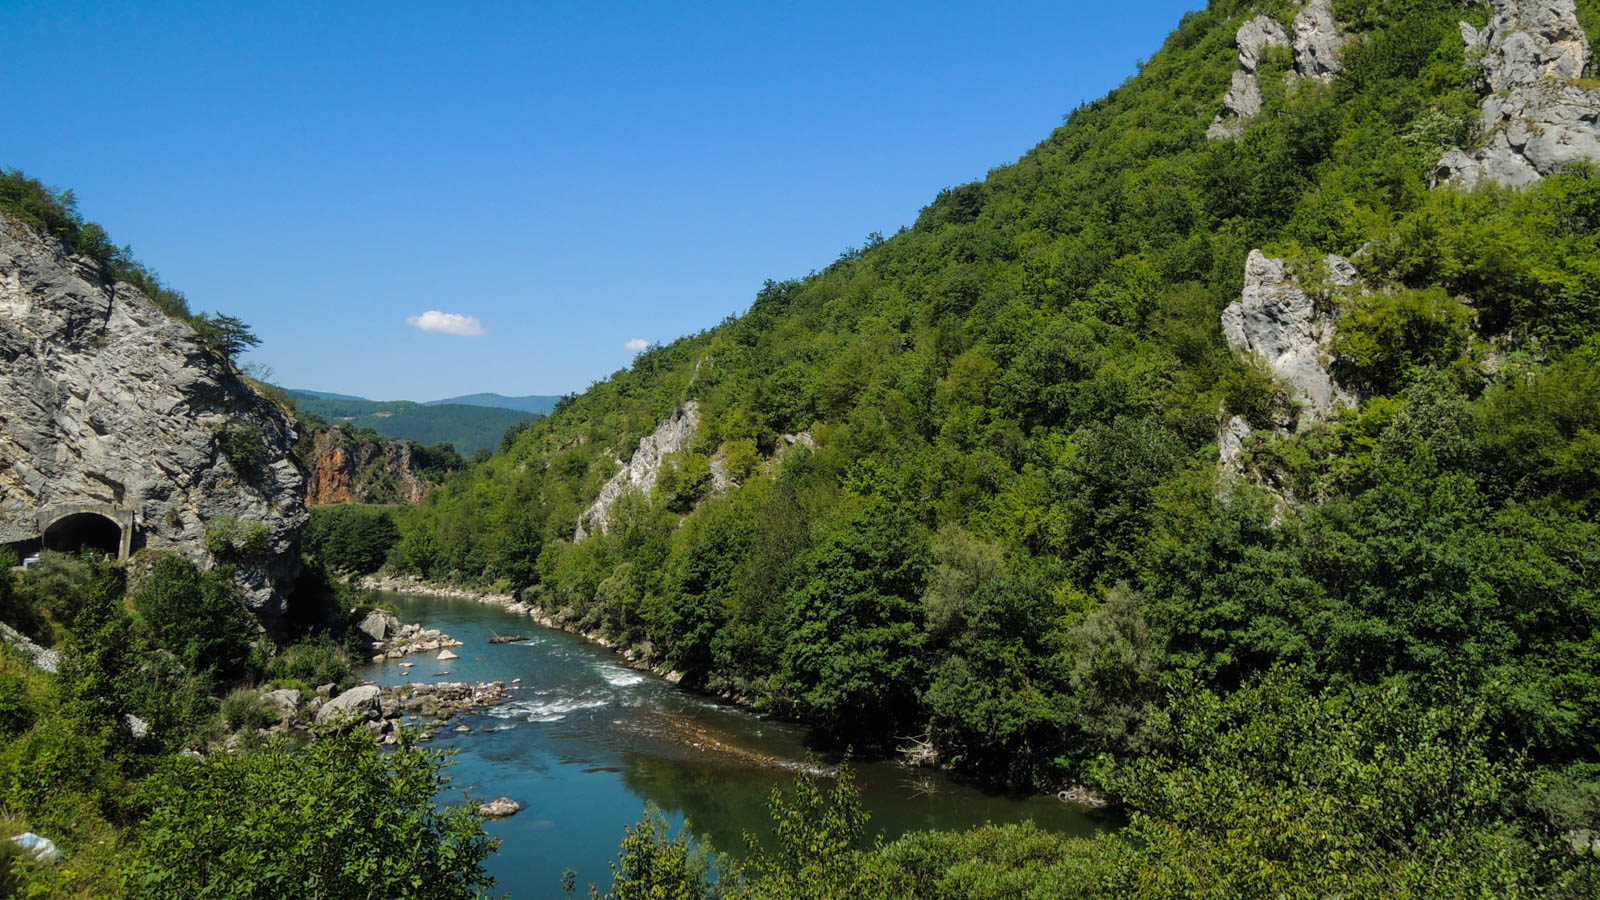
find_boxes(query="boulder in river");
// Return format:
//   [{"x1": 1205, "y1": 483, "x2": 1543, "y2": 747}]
[
  {"x1": 437, "y1": 649, "x2": 459, "y2": 661},
  {"x1": 477, "y1": 797, "x2": 521, "y2": 818},
  {"x1": 357, "y1": 609, "x2": 397, "y2": 644}
]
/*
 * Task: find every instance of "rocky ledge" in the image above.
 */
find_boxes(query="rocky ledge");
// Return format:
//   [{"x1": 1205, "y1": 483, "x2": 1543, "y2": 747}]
[{"x1": 1437, "y1": 0, "x2": 1600, "y2": 187}]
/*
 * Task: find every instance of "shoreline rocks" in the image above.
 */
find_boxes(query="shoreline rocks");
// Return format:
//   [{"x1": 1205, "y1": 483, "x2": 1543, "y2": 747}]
[
  {"x1": 216, "y1": 678, "x2": 508, "y2": 750},
  {"x1": 356, "y1": 608, "x2": 463, "y2": 661}
]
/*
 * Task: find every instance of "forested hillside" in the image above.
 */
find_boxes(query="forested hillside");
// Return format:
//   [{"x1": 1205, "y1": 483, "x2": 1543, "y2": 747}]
[{"x1": 393, "y1": 0, "x2": 1600, "y2": 892}]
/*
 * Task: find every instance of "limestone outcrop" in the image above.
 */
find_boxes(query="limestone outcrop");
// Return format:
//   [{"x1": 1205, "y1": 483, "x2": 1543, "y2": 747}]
[
  {"x1": 1209, "y1": 15, "x2": 1291, "y2": 138},
  {"x1": 1222, "y1": 250, "x2": 1357, "y2": 424},
  {"x1": 1292, "y1": 0, "x2": 1347, "y2": 82},
  {"x1": 1437, "y1": 0, "x2": 1600, "y2": 187},
  {"x1": 0, "y1": 212, "x2": 306, "y2": 620},
  {"x1": 1209, "y1": 2, "x2": 1347, "y2": 139},
  {"x1": 1219, "y1": 250, "x2": 1358, "y2": 478},
  {"x1": 573, "y1": 402, "x2": 699, "y2": 540},
  {"x1": 305, "y1": 425, "x2": 433, "y2": 506}
]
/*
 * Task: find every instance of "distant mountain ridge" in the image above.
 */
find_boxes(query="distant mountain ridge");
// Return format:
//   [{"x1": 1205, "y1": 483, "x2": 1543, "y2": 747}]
[
  {"x1": 425, "y1": 393, "x2": 561, "y2": 415},
  {"x1": 282, "y1": 388, "x2": 541, "y2": 456},
  {"x1": 286, "y1": 389, "x2": 371, "y2": 403}
]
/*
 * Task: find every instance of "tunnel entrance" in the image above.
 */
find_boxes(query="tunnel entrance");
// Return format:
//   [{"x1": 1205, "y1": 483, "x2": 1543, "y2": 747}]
[{"x1": 42, "y1": 512, "x2": 125, "y2": 559}]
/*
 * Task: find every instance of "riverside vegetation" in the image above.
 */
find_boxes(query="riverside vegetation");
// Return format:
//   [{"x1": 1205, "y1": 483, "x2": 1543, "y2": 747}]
[
  {"x1": 376, "y1": 0, "x2": 1600, "y2": 895},
  {"x1": 0, "y1": 546, "x2": 497, "y2": 898}
]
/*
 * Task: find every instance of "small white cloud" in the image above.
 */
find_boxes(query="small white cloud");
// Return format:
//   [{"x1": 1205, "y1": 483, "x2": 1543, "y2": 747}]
[
  {"x1": 624, "y1": 338, "x2": 649, "y2": 352},
  {"x1": 406, "y1": 310, "x2": 485, "y2": 337}
]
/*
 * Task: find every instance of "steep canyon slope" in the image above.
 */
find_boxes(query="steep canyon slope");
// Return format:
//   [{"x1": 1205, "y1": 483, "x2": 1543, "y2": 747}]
[{"x1": 0, "y1": 211, "x2": 305, "y2": 620}]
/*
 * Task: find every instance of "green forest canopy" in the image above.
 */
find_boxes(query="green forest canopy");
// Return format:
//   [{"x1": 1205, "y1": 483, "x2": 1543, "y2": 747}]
[{"x1": 389, "y1": 0, "x2": 1600, "y2": 893}]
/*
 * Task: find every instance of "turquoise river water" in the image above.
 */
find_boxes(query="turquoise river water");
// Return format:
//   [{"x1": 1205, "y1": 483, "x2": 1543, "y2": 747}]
[{"x1": 363, "y1": 592, "x2": 1110, "y2": 897}]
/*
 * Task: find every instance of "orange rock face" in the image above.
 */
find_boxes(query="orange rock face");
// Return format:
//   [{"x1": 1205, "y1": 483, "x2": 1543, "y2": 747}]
[{"x1": 304, "y1": 428, "x2": 432, "y2": 506}]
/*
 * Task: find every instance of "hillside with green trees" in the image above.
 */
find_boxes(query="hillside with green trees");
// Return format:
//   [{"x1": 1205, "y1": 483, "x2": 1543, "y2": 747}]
[
  {"x1": 384, "y1": 0, "x2": 1600, "y2": 893},
  {"x1": 285, "y1": 389, "x2": 542, "y2": 457}
]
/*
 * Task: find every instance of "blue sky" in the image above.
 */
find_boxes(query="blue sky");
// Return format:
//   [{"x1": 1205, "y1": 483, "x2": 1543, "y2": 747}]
[{"x1": 6, "y1": 1, "x2": 1201, "y2": 400}]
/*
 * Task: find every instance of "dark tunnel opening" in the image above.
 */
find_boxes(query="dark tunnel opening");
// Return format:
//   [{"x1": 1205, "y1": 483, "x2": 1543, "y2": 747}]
[{"x1": 41, "y1": 512, "x2": 124, "y2": 558}]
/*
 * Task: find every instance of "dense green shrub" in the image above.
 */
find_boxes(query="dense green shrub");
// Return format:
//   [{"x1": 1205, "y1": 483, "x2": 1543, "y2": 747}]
[
  {"x1": 133, "y1": 557, "x2": 258, "y2": 684},
  {"x1": 303, "y1": 505, "x2": 401, "y2": 574},
  {"x1": 213, "y1": 422, "x2": 267, "y2": 478},
  {"x1": 263, "y1": 637, "x2": 355, "y2": 692},
  {"x1": 130, "y1": 729, "x2": 497, "y2": 899},
  {"x1": 203, "y1": 517, "x2": 271, "y2": 560},
  {"x1": 1332, "y1": 287, "x2": 1475, "y2": 394},
  {"x1": 218, "y1": 688, "x2": 279, "y2": 732},
  {"x1": 0, "y1": 550, "x2": 46, "y2": 642}
]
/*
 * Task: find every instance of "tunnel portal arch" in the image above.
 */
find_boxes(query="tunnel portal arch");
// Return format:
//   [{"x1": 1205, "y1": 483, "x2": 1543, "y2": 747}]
[{"x1": 37, "y1": 503, "x2": 134, "y2": 561}]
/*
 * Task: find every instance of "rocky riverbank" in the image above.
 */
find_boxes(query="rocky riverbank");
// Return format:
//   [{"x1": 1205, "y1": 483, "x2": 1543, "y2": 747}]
[
  {"x1": 220, "y1": 678, "x2": 510, "y2": 751},
  {"x1": 355, "y1": 608, "x2": 463, "y2": 660},
  {"x1": 358, "y1": 574, "x2": 687, "y2": 683}
]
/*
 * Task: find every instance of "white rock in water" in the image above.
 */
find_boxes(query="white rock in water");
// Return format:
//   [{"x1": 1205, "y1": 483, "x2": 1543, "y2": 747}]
[
  {"x1": 437, "y1": 649, "x2": 459, "y2": 661},
  {"x1": 476, "y1": 797, "x2": 521, "y2": 818}
]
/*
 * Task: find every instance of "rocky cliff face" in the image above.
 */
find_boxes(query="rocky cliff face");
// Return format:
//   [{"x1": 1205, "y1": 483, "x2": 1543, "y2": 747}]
[
  {"x1": 305, "y1": 426, "x2": 433, "y2": 506},
  {"x1": 0, "y1": 212, "x2": 306, "y2": 621},
  {"x1": 1437, "y1": 0, "x2": 1600, "y2": 187},
  {"x1": 573, "y1": 402, "x2": 699, "y2": 541},
  {"x1": 1209, "y1": 1, "x2": 1347, "y2": 139},
  {"x1": 1222, "y1": 250, "x2": 1357, "y2": 423},
  {"x1": 1219, "y1": 250, "x2": 1357, "y2": 476}
]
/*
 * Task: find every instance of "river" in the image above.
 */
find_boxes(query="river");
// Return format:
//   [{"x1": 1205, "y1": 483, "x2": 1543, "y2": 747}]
[{"x1": 362, "y1": 591, "x2": 1111, "y2": 897}]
